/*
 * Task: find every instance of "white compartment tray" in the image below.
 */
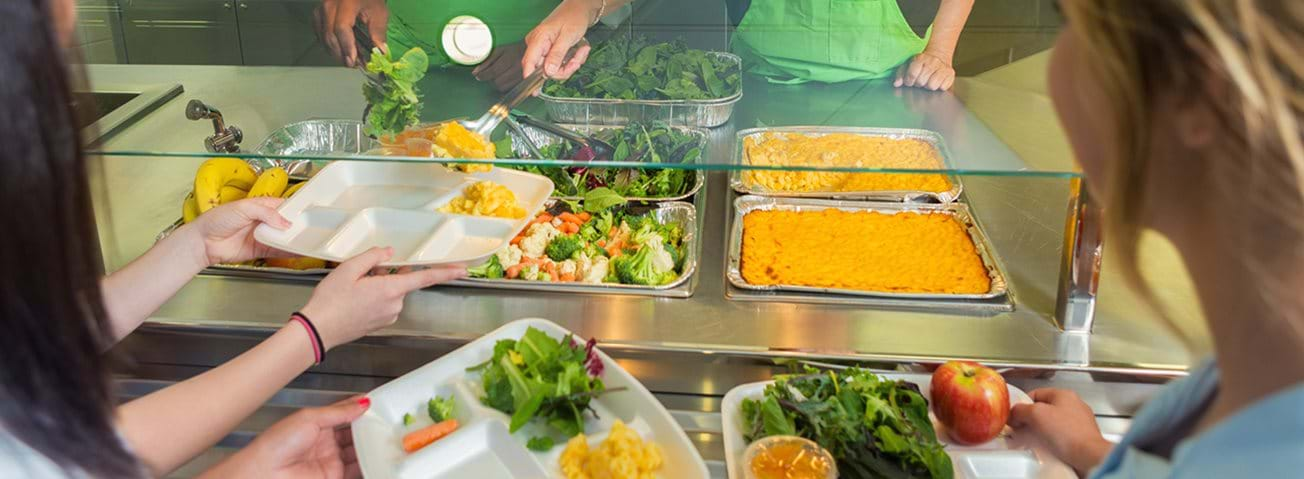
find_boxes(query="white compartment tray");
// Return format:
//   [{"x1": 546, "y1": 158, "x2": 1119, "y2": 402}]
[
  {"x1": 721, "y1": 374, "x2": 1076, "y2": 479},
  {"x1": 352, "y1": 318, "x2": 709, "y2": 479},
  {"x1": 254, "y1": 162, "x2": 553, "y2": 267}
]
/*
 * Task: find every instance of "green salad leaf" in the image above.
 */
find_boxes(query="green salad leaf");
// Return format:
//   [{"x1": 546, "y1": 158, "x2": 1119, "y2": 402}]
[
  {"x1": 467, "y1": 327, "x2": 606, "y2": 437},
  {"x1": 543, "y1": 36, "x2": 740, "y2": 100},
  {"x1": 741, "y1": 368, "x2": 954, "y2": 479},
  {"x1": 498, "y1": 122, "x2": 702, "y2": 199},
  {"x1": 362, "y1": 47, "x2": 429, "y2": 138}
]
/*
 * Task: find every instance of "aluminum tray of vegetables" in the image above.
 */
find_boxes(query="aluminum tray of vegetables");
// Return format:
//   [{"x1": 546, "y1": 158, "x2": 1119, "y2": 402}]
[
  {"x1": 539, "y1": 37, "x2": 742, "y2": 128},
  {"x1": 452, "y1": 196, "x2": 697, "y2": 297},
  {"x1": 496, "y1": 121, "x2": 706, "y2": 202},
  {"x1": 730, "y1": 126, "x2": 963, "y2": 203}
]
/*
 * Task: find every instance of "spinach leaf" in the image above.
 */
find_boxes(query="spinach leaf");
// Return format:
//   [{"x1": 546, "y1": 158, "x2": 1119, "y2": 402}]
[{"x1": 542, "y1": 36, "x2": 740, "y2": 101}]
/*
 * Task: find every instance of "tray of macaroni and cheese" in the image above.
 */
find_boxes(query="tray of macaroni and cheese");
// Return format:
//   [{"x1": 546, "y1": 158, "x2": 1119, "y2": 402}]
[{"x1": 729, "y1": 126, "x2": 964, "y2": 203}]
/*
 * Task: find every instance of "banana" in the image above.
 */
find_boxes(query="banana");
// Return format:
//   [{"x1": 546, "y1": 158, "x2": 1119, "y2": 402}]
[
  {"x1": 194, "y1": 158, "x2": 257, "y2": 213},
  {"x1": 219, "y1": 185, "x2": 248, "y2": 204},
  {"x1": 182, "y1": 191, "x2": 200, "y2": 223},
  {"x1": 281, "y1": 181, "x2": 306, "y2": 198},
  {"x1": 247, "y1": 167, "x2": 289, "y2": 198}
]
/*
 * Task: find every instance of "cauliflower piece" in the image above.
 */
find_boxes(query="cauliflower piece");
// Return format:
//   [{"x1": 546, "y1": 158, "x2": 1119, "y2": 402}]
[
  {"x1": 559, "y1": 259, "x2": 578, "y2": 277},
  {"x1": 520, "y1": 222, "x2": 561, "y2": 259},
  {"x1": 645, "y1": 240, "x2": 676, "y2": 273},
  {"x1": 520, "y1": 264, "x2": 551, "y2": 282},
  {"x1": 495, "y1": 244, "x2": 523, "y2": 269},
  {"x1": 582, "y1": 256, "x2": 610, "y2": 284}
]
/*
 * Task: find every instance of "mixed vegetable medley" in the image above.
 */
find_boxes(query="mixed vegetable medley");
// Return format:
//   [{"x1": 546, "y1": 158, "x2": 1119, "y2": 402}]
[
  {"x1": 495, "y1": 122, "x2": 703, "y2": 199},
  {"x1": 467, "y1": 326, "x2": 608, "y2": 451},
  {"x1": 741, "y1": 368, "x2": 953, "y2": 479},
  {"x1": 543, "y1": 36, "x2": 741, "y2": 101},
  {"x1": 469, "y1": 201, "x2": 688, "y2": 287}
]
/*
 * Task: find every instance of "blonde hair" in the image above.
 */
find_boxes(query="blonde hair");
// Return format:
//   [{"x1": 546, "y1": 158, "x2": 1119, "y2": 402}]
[{"x1": 1062, "y1": 1, "x2": 1304, "y2": 340}]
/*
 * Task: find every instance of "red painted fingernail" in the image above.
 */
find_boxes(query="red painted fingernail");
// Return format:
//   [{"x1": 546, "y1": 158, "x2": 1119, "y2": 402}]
[{"x1": 358, "y1": 397, "x2": 371, "y2": 407}]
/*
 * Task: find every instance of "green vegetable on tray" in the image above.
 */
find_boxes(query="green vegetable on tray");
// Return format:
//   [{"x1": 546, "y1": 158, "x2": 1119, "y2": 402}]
[
  {"x1": 741, "y1": 368, "x2": 954, "y2": 479},
  {"x1": 543, "y1": 36, "x2": 740, "y2": 100},
  {"x1": 498, "y1": 122, "x2": 703, "y2": 199},
  {"x1": 466, "y1": 326, "x2": 608, "y2": 440},
  {"x1": 362, "y1": 47, "x2": 429, "y2": 138}
]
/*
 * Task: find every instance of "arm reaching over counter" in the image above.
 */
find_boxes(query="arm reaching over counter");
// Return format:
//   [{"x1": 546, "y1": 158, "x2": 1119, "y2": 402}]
[
  {"x1": 522, "y1": 0, "x2": 633, "y2": 80},
  {"x1": 894, "y1": 0, "x2": 974, "y2": 91}
]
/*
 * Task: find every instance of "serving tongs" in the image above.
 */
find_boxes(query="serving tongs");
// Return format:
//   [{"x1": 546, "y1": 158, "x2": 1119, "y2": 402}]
[
  {"x1": 459, "y1": 38, "x2": 590, "y2": 138},
  {"x1": 353, "y1": 24, "x2": 387, "y2": 117},
  {"x1": 509, "y1": 112, "x2": 617, "y2": 162}
]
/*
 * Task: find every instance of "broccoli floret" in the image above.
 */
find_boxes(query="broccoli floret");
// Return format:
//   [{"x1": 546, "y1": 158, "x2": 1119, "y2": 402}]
[
  {"x1": 467, "y1": 255, "x2": 504, "y2": 279},
  {"x1": 581, "y1": 211, "x2": 616, "y2": 242},
  {"x1": 428, "y1": 396, "x2": 455, "y2": 422},
  {"x1": 658, "y1": 222, "x2": 684, "y2": 246},
  {"x1": 545, "y1": 234, "x2": 584, "y2": 262},
  {"x1": 611, "y1": 245, "x2": 678, "y2": 286}
]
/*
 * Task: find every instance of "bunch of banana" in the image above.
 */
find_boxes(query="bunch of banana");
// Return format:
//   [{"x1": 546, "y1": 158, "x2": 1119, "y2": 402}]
[{"x1": 183, "y1": 159, "x2": 300, "y2": 224}]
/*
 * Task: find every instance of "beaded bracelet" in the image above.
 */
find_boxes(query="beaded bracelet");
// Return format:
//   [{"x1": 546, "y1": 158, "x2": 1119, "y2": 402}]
[{"x1": 290, "y1": 311, "x2": 326, "y2": 364}]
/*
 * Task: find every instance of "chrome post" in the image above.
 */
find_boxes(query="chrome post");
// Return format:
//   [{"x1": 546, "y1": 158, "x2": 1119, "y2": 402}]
[{"x1": 1055, "y1": 177, "x2": 1103, "y2": 332}]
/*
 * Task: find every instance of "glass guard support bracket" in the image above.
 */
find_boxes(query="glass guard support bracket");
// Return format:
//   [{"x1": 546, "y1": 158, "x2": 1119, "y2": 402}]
[{"x1": 1055, "y1": 177, "x2": 1103, "y2": 333}]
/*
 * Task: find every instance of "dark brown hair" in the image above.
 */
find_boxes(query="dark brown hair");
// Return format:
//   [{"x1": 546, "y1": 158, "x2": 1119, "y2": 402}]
[{"x1": 0, "y1": 0, "x2": 141, "y2": 476}]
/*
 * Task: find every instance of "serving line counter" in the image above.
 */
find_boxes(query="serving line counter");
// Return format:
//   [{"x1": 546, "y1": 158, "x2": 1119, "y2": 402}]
[{"x1": 89, "y1": 63, "x2": 1191, "y2": 475}]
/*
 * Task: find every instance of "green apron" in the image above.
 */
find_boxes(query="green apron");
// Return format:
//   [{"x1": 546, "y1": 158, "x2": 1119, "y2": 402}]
[
  {"x1": 386, "y1": 0, "x2": 558, "y2": 68},
  {"x1": 733, "y1": 0, "x2": 929, "y2": 84}
]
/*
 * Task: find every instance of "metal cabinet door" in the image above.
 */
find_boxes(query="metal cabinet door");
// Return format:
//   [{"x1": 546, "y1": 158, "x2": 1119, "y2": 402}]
[
  {"x1": 119, "y1": 0, "x2": 243, "y2": 65},
  {"x1": 236, "y1": 0, "x2": 336, "y2": 66}
]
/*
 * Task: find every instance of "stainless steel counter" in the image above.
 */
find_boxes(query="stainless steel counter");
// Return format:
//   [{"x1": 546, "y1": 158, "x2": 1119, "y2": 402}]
[{"x1": 89, "y1": 63, "x2": 1195, "y2": 377}]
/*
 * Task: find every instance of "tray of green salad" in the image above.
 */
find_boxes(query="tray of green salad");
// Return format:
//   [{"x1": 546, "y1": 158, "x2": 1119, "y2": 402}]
[
  {"x1": 721, "y1": 368, "x2": 1075, "y2": 479},
  {"x1": 495, "y1": 121, "x2": 707, "y2": 203},
  {"x1": 538, "y1": 36, "x2": 743, "y2": 127}
]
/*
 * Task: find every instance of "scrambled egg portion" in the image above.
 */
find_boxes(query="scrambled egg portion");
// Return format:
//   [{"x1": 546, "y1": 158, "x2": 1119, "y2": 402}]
[
  {"x1": 438, "y1": 181, "x2": 526, "y2": 219},
  {"x1": 560, "y1": 421, "x2": 664, "y2": 479},
  {"x1": 742, "y1": 132, "x2": 952, "y2": 193},
  {"x1": 740, "y1": 209, "x2": 991, "y2": 294}
]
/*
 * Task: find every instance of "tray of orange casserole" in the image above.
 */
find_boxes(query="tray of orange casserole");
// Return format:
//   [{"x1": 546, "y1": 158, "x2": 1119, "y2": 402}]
[
  {"x1": 729, "y1": 126, "x2": 963, "y2": 203},
  {"x1": 727, "y1": 196, "x2": 1008, "y2": 300}
]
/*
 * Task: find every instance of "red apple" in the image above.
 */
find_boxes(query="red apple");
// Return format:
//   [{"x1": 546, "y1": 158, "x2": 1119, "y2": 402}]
[{"x1": 930, "y1": 360, "x2": 1010, "y2": 445}]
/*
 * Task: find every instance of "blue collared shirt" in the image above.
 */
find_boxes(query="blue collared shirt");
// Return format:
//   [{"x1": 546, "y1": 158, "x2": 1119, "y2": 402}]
[{"x1": 1091, "y1": 359, "x2": 1304, "y2": 478}]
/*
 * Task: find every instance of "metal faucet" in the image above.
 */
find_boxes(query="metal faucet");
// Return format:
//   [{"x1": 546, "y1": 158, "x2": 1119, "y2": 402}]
[{"x1": 186, "y1": 99, "x2": 242, "y2": 153}]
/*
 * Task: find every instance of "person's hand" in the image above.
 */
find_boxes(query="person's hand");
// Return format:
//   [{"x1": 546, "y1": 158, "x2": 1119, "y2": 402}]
[
  {"x1": 522, "y1": 0, "x2": 595, "y2": 79},
  {"x1": 186, "y1": 197, "x2": 294, "y2": 267},
  {"x1": 203, "y1": 397, "x2": 370, "y2": 479},
  {"x1": 299, "y1": 247, "x2": 466, "y2": 350},
  {"x1": 1009, "y1": 388, "x2": 1114, "y2": 476},
  {"x1": 315, "y1": 0, "x2": 389, "y2": 68},
  {"x1": 894, "y1": 50, "x2": 956, "y2": 91},
  {"x1": 473, "y1": 42, "x2": 528, "y2": 92}
]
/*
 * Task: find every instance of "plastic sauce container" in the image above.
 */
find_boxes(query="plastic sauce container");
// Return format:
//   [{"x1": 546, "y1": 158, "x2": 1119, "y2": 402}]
[{"x1": 743, "y1": 435, "x2": 837, "y2": 479}]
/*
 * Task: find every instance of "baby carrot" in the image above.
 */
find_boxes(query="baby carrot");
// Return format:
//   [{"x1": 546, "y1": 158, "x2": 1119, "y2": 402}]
[
  {"x1": 402, "y1": 419, "x2": 459, "y2": 453},
  {"x1": 506, "y1": 265, "x2": 524, "y2": 279},
  {"x1": 559, "y1": 273, "x2": 576, "y2": 282},
  {"x1": 532, "y1": 213, "x2": 554, "y2": 225},
  {"x1": 563, "y1": 222, "x2": 580, "y2": 234},
  {"x1": 577, "y1": 212, "x2": 592, "y2": 222},
  {"x1": 558, "y1": 212, "x2": 583, "y2": 225},
  {"x1": 510, "y1": 235, "x2": 525, "y2": 245}
]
